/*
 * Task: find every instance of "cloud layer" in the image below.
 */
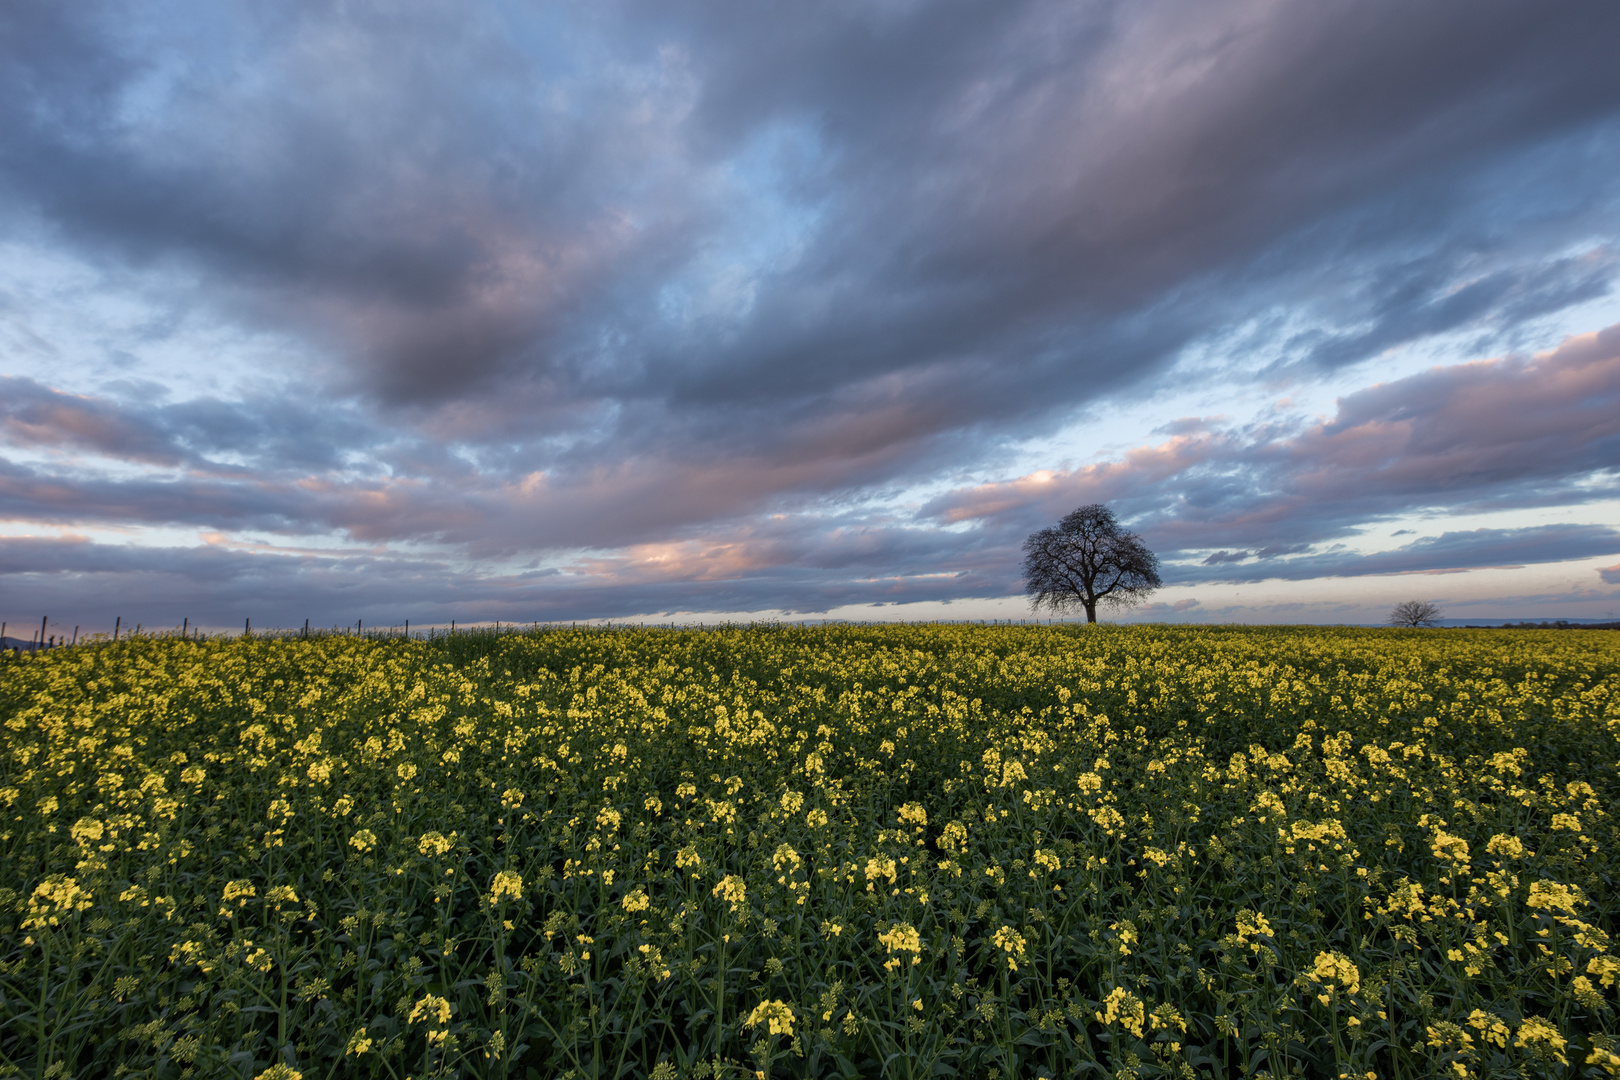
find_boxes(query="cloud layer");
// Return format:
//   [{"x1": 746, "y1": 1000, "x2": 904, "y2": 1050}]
[
  {"x1": 3, "y1": 0, "x2": 1620, "y2": 626},
  {"x1": 928, "y1": 325, "x2": 1620, "y2": 556}
]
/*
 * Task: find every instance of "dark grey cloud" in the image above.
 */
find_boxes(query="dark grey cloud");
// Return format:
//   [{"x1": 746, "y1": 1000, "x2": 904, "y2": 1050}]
[
  {"x1": 928, "y1": 322, "x2": 1620, "y2": 560},
  {"x1": 0, "y1": 376, "x2": 379, "y2": 473},
  {"x1": 1287, "y1": 246, "x2": 1620, "y2": 373},
  {"x1": 1178, "y1": 525, "x2": 1620, "y2": 585},
  {"x1": 5, "y1": 320, "x2": 1620, "y2": 625},
  {"x1": 0, "y1": 527, "x2": 1016, "y2": 630},
  {"x1": 0, "y1": 376, "x2": 182, "y2": 464},
  {"x1": 5, "y1": 2, "x2": 1620, "y2": 460},
  {"x1": 5, "y1": 1, "x2": 1620, "y2": 623}
]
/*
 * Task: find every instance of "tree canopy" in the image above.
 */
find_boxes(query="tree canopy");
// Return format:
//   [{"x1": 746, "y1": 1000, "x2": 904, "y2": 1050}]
[
  {"x1": 1022, "y1": 504, "x2": 1162, "y2": 623},
  {"x1": 1388, "y1": 600, "x2": 1443, "y2": 627}
]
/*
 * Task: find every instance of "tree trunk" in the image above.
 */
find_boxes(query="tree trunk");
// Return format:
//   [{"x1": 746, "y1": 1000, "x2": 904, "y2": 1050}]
[{"x1": 1083, "y1": 600, "x2": 1097, "y2": 623}]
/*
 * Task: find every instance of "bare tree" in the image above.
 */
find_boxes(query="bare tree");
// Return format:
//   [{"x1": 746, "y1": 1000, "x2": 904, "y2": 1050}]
[
  {"x1": 1388, "y1": 600, "x2": 1443, "y2": 627},
  {"x1": 1023, "y1": 504, "x2": 1162, "y2": 623}
]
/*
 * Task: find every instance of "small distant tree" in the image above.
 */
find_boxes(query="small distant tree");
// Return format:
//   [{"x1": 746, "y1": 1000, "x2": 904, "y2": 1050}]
[
  {"x1": 1388, "y1": 600, "x2": 1443, "y2": 627},
  {"x1": 1023, "y1": 504, "x2": 1162, "y2": 623}
]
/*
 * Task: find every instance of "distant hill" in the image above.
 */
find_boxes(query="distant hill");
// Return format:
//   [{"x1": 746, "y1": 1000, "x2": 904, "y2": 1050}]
[
  {"x1": 2, "y1": 636, "x2": 55, "y2": 652},
  {"x1": 1455, "y1": 620, "x2": 1620, "y2": 630}
]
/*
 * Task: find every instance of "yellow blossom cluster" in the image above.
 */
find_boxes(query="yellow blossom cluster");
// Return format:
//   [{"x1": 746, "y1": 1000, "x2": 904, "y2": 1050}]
[{"x1": 1, "y1": 621, "x2": 1615, "y2": 1078}]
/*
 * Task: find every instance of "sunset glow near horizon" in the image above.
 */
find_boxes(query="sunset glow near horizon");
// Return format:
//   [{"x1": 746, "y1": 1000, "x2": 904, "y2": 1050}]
[{"x1": 3, "y1": 1, "x2": 1620, "y2": 635}]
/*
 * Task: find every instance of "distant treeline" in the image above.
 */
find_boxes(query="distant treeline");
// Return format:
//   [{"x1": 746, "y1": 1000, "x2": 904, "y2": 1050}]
[{"x1": 1462, "y1": 620, "x2": 1620, "y2": 630}]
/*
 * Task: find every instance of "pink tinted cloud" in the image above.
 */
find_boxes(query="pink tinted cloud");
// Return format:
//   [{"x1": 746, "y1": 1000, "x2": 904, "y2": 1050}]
[
  {"x1": 0, "y1": 356, "x2": 980, "y2": 557},
  {"x1": 1130, "y1": 598, "x2": 1203, "y2": 617},
  {"x1": 0, "y1": 378, "x2": 182, "y2": 465},
  {"x1": 928, "y1": 435, "x2": 1223, "y2": 525},
  {"x1": 5, "y1": 323, "x2": 1619, "y2": 611},
  {"x1": 1287, "y1": 322, "x2": 1620, "y2": 491},
  {"x1": 926, "y1": 322, "x2": 1620, "y2": 550}
]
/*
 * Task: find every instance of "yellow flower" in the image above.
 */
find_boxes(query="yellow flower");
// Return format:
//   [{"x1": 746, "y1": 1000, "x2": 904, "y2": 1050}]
[
  {"x1": 1466, "y1": 1009, "x2": 1510, "y2": 1049},
  {"x1": 1109, "y1": 920, "x2": 1137, "y2": 958},
  {"x1": 991, "y1": 925, "x2": 1027, "y2": 971},
  {"x1": 1308, "y1": 951, "x2": 1360, "y2": 1004},
  {"x1": 622, "y1": 888, "x2": 651, "y2": 913},
  {"x1": 1425, "y1": 1022, "x2": 1473, "y2": 1051},
  {"x1": 712, "y1": 874, "x2": 747, "y2": 911},
  {"x1": 409, "y1": 993, "x2": 454, "y2": 1025},
  {"x1": 1095, "y1": 987, "x2": 1145, "y2": 1038},
  {"x1": 1572, "y1": 975, "x2": 1605, "y2": 1010},
  {"x1": 1430, "y1": 830, "x2": 1470, "y2": 863},
  {"x1": 897, "y1": 802, "x2": 927, "y2": 826},
  {"x1": 1254, "y1": 791, "x2": 1285, "y2": 819},
  {"x1": 1514, "y1": 1016, "x2": 1567, "y2": 1066},
  {"x1": 864, "y1": 856, "x2": 897, "y2": 891},
  {"x1": 878, "y1": 922, "x2": 923, "y2": 970},
  {"x1": 1588, "y1": 1045, "x2": 1620, "y2": 1076},
  {"x1": 1236, "y1": 909, "x2": 1273, "y2": 949},
  {"x1": 255, "y1": 1066, "x2": 302, "y2": 1080},
  {"x1": 1526, "y1": 880, "x2": 1585, "y2": 915},
  {"x1": 773, "y1": 843, "x2": 802, "y2": 874},
  {"x1": 488, "y1": 870, "x2": 523, "y2": 906},
  {"x1": 1151, "y1": 1003, "x2": 1188, "y2": 1035},
  {"x1": 349, "y1": 829, "x2": 377, "y2": 853},
  {"x1": 24, "y1": 875, "x2": 93, "y2": 929},
  {"x1": 1141, "y1": 846, "x2": 1172, "y2": 868},
  {"x1": 806, "y1": 808, "x2": 829, "y2": 829},
  {"x1": 70, "y1": 817, "x2": 105, "y2": 846},
  {"x1": 1485, "y1": 833, "x2": 1525, "y2": 859},
  {"x1": 221, "y1": 880, "x2": 257, "y2": 909},
  {"x1": 745, "y1": 999, "x2": 795, "y2": 1038},
  {"x1": 345, "y1": 1028, "x2": 373, "y2": 1057},
  {"x1": 419, "y1": 831, "x2": 453, "y2": 857}
]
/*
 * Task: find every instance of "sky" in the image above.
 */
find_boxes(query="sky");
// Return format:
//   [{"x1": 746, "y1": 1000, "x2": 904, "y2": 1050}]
[{"x1": 3, "y1": 0, "x2": 1620, "y2": 636}]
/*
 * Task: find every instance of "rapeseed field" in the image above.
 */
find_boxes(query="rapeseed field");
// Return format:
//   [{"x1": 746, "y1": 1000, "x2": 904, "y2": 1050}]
[{"x1": 1, "y1": 623, "x2": 1617, "y2": 1079}]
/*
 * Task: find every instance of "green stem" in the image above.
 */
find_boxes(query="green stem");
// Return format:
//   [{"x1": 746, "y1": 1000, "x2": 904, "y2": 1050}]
[
  {"x1": 277, "y1": 937, "x2": 289, "y2": 1056},
  {"x1": 610, "y1": 982, "x2": 648, "y2": 1080},
  {"x1": 902, "y1": 968, "x2": 916, "y2": 1080},
  {"x1": 36, "y1": 932, "x2": 50, "y2": 1080},
  {"x1": 715, "y1": 932, "x2": 728, "y2": 1060},
  {"x1": 584, "y1": 961, "x2": 602, "y2": 1078},
  {"x1": 1000, "y1": 962, "x2": 1012, "y2": 1059}
]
